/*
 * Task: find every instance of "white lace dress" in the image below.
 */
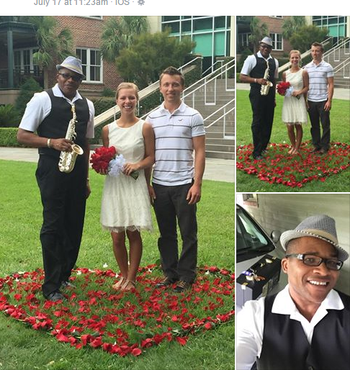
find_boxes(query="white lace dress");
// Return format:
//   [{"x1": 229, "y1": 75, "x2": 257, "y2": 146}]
[
  {"x1": 282, "y1": 69, "x2": 308, "y2": 125},
  {"x1": 100, "y1": 119, "x2": 153, "y2": 232}
]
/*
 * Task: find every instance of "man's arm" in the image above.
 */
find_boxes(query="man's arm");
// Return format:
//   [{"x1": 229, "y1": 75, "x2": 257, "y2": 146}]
[
  {"x1": 17, "y1": 128, "x2": 73, "y2": 152},
  {"x1": 325, "y1": 76, "x2": 334, "y2": 111},
  {"x1": 186, "y1": 135, "x2": 205, "y2": 205},
  {"x1": 236, "y1": 301, "x2": 264, "y2": 370}
]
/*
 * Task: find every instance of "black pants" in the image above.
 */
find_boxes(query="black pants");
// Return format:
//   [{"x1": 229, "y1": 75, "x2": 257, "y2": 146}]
[
  {"x1": 36, "y1": 155, "x2": 87, "y2": 297},
  {"x1": 249, "y1": 88, "x2": 275, "y2": 157},
  {"x1": 308, "y1": 100, "x2": 331, "y2": 151},
  {"x1": 153, "y1": 182, "x2": 198, "y2": 283}
]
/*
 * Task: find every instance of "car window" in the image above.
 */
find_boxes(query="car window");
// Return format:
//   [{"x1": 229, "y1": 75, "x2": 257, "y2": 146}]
[{"x1": 236, "y1": 206, "x2": 275, "y2": 262}]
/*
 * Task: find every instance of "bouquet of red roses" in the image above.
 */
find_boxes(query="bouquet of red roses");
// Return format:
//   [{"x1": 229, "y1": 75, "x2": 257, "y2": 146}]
[
  {"x1": 276, "y1": 81, "x2": 291, "y2": 96},
  {"x1": 90, "y1": 146, "x2": 138, "y2": 180},
  {"x1": 276, "y1": 81, "x2": 300, "y2": 99}
]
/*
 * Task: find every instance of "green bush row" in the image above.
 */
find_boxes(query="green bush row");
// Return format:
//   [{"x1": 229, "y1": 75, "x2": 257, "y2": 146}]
[{"x1": 0, "y1": 128, "x2": 23, "y2": 147}]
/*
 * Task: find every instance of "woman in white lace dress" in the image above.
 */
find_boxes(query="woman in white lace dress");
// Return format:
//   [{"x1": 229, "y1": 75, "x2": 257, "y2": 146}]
[
  {"x1": 100, "y1": 83, "x2": 154, "y2": 292},
  {"x1": 282, "y1": 50, "x2": 309, "y2": 155}
]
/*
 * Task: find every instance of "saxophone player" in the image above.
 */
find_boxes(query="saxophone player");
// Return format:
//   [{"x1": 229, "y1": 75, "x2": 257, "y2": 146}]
[
  {"x1": 240, "y1": 37, "x2": 279, "y2": 160},
  {"x1": 17, "y1": 56, "x2": 95, "y2": 302}
]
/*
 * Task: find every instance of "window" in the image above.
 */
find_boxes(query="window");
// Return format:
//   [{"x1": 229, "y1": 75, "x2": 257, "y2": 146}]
[
  {"x1": 270, "y1": 33, "x2": 283, "y2": 51},
  {"x1": 239, "y1": 33, "x2": 251, "y2": 48},
  {"x1": 76, "y1": 48, "x2": 102, "y2": 83},
  {"x1": 13, "y1": 48, "x2": 39, "y2": 75}
]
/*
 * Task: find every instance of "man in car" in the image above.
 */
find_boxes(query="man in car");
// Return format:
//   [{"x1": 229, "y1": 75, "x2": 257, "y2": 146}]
[{"x1": 236, "y1": 214, "x2": 350, "y2": 370}]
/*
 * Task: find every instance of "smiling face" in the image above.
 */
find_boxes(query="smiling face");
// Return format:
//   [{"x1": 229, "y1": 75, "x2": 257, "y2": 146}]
[
  {"x1": 56, "y1": 68, "x2": 82, "y2": 100},
  {"x1": 282, "y1": 237, "x2": 340, "y2": 309},
  {"x1": 311, "y1": 45, "x2": 323, "y2": 63},
  {"x1": 116, "y1": 88, "x2": 138, "y2": 114},
  {"x1": 290, "y1": 51, "x2": 301, "y2": 67},
  {"x1": 259, "y1": 43, "x2": 272, "y2": 58},
  {"x1": 159, "y1": 73, "x2": 184, "y2": 108}
]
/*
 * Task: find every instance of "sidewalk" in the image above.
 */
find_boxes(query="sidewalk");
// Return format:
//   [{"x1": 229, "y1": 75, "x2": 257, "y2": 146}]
[
  {"x1": 236, "y1": 83, "x2": 350, "y2": 100},
  {"x1": 0, "y1": 147, "x2": 235, "y2": 183}
]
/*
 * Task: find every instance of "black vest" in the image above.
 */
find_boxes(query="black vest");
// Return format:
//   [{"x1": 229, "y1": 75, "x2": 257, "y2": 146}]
[
  {"x1": 37, "y1": 89, "x2": 89, "y2": 158},
  {"x1": 250, "y1": 55, "x2": 276, "y2": 90},
  {"x1": 257, "y1": 291, "x2": 350, "y2": 370}
]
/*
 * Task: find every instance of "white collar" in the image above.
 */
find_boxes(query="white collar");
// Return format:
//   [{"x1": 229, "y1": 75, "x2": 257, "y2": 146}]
[
  {"x1": 257, "y1": 51, "x2": 273, "y2": 60},
  {"x1": 272, "y1": 285, "x2": 344, "y2": 317},
  {"x1": 160, "y1": 101, "x2": 186, "y2": 114},
  {"x1": 52, "y1": 83, "x2": 82, "y2": 104}
]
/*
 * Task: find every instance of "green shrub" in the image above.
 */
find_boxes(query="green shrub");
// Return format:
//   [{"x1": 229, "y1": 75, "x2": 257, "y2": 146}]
[
  {"x1": 0, "y1": 105, "x2": 21, "y2": 127},
  {"x1": 101, "y1": 87, "x2": 115, "y2": 97},
  {"x1": 15, "y1": 77, "x2": 43, "y2": 117},
  {"x1": 0, "y1": 128, "x2": 22, "y2": 147}
]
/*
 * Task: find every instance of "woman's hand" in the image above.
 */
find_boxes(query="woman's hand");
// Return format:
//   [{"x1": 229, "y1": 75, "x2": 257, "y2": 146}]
[{"x1": 123, "y1": 162, "x2": 139, "y2": 176}]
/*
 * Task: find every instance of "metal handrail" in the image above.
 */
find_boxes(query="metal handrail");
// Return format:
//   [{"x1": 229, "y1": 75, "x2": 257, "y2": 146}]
[
  {"x1": 201, "y1": 59, "x2": 225, "y2": 76},
  {"x1": 94, "y1": 57, "x2": 202, "y2": 127},
  {"x1": 184, "y1": 58, "x2": 235, "y2": 95},
  {"x1": 204, "y1": 99, "x2": 235, "y2": 128},
  {"x1": 278, "y1": 37, "x2": 350, "y2": 74},
  {"x1": 324, "y1": 37, "x2": 350, "y2": 58},
  {"x1": 183, "y1": 59, "x2": 235, "y2": 106},
  {"x1": 334, "y1": 57, "x2": 350, "y2": 73},
  {"x1": 141, "y1": 58, "x2": 235, "y2": 120}
]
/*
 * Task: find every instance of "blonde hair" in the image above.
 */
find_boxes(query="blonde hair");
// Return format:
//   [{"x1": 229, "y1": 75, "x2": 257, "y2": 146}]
[
  {"x1": 115, "y1": 82, "x2": 139, "y2": 100},
  {"x1": 289, "y1": 50, "x2": 301, "y2": 58}
]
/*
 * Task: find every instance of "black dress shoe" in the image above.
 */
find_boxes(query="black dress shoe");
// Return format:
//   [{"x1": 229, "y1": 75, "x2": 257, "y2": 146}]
[
  {"x1": 310, "y1": 148, "x2": 321, "y2": 153},
  {"x1": 61, "y1": 281, "x2": 76, "y2": 289},
  {"x1": 155, "y1": 277, "x2": 178, "y2": 288},
  {"x1": 319, "y1": 148, "x2": 328, "y2": 155},
  {"x1": 45, "y1": 291, "x2": 66, "y2": 302},
  {"x1": 173, "y1": 281, "x2": 192, "y2": 293}
]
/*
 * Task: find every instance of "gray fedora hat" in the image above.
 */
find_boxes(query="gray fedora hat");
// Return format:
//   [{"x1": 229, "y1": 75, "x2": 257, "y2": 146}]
[
  {"x1": 259, "y1": 36, "x2": 273, "y2": 47},
  {"x1": 280, "y1": 214, "x2": 349, "y2": 261},
  {"x1": 56, "y1": 56, "x2": 85, "y2": 78}
]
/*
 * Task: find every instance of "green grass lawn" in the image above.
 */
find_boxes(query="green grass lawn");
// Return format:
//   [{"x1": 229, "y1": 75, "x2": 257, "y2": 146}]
[
  {"x1": 236, "y1": 90, "x2": 350, "y2": 192},
  {"x1": 0, "y1": 160, "x2": 234, "y2": 370}
]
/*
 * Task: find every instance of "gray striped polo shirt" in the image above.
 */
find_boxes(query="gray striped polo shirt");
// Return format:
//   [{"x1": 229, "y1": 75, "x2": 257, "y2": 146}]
[
  {"x1": 146, "y1": 102, "x2": 205, "y2": 186},
  {"x1": 304, "y1": 60, "x2": 334, "y2": 102}
]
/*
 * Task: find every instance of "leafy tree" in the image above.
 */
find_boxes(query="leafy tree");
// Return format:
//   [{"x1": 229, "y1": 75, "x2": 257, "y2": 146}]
[
  {"x1": 249, "y1": 17, "x2": 269, "y2": 53},
  {"x1": 15, "y1": 77, "x2": 43, "y2": 117},
  {"x1": 282, "y1": 16, "x2": 306, "y2": 40},
  {"x1": 30, "y1": 16, "x2": 73, "y2": 89},
  {"x1": 289, "y1": 25, "x2": 329, "y2": 53},
  {"x1": 100, "y1": 16, "x2": 149, "y2": 63},
  {"x1": 115, "y1": 29, "x2": 195, "y2": 89}
]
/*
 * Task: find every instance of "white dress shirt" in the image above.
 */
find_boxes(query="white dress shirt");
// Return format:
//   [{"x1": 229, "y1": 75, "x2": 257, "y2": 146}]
[
  {"x1": 236, "y1": 285, "x2": 344, "y2": 370},
  {"x1": 240, "y1": 51, "x2": 279, "y2": 79},
  {"x1": 19, "y1": 84, "x2": 95, "y2": 139}
]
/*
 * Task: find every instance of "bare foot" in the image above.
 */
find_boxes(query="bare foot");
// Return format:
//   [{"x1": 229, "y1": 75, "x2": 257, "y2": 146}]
[
  {"x1": 112, "y1": 276, "x2": 126, "y2": 291},
  {"x1": 288, "y1": 147, "x2": 295, "y2": 154},
  {"x1": 120, "y1": 279, "x2": 136, "y2": 292}
]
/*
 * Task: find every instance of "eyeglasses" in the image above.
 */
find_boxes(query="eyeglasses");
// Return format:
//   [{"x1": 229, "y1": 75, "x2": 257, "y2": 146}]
[
  {"x1": 260, "y1": 44, "x2": 272, "y2": 50},
  {"x1": 285, "y1": 253, "x2": 343, "y2": 271},
  {"x1": 58, "y1": 72, "x2": 82, "y2": 82}
]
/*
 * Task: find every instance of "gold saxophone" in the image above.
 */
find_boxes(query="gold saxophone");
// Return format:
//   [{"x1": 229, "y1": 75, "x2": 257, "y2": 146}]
[
  {"x1": 260, "y1": 59, "x2": 274, "y2": 96},
  {"x1": 58, "y1": 104, "x2": 84, "y2": 173}
]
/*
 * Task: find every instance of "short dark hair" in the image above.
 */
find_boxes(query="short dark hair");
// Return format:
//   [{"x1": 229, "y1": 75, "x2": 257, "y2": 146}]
[
  {"x1": 311, "y1": 42, "x2": 324, "y2": 52},
  {"x1": 159, "y1": 66, "x2": 185, "y2": 86}
]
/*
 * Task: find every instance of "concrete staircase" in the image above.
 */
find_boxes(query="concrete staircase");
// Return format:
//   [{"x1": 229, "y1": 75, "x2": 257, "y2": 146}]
[
  {"x1": 184, "y1": 78, "x2": 234, "y2": 160},
  {"x1": 324, "y1": 38, "x2": 350, "y2": 88}
]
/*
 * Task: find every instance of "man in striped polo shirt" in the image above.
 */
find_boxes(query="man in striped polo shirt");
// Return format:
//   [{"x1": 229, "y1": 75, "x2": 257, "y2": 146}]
[
  {"x1": 304, "y1": 42, "x2": 334, "y2": 154},
  {"x1": 146, "y1": 66, "x2": 206, "y2": 293}
]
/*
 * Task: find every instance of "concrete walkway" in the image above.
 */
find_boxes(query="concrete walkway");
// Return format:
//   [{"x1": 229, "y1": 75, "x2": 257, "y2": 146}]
[
  {"x1": 236, "y1": 83, "x2": 350, "y2": 100},
  {"x1": 0, "y1": 147, "x2": 235, "y2": 183}
]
